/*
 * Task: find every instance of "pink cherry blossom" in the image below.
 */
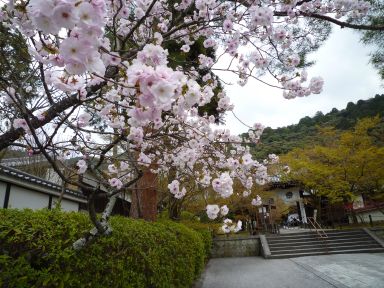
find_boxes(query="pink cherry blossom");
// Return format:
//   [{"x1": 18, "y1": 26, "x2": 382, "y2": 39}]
[
  {"x1": 220, "y1": 205, "x2": 229, "y2": 216},
  {"x1": 13, "y1": 119, "x2": 29, "y2": 131},
  {"x1": 1, "y1": 0, "x2": 375, "y2": 248},
  {"x1": 206, "y1": 204, "x2": 220, "y2": 220},
  {"x1": 77, "y1": 113, "x2": 92, "y2": 127},
  {"x1": 77, "y1": 159, "x2": 88, "y2": 174},
  {"x1": 109, "y1": 178, "x2": 123, "y2": 190},
  {"x1": 53, "y1": 3, "x2": 78, "y2": 29},
  {"x1": 223, "y1": 19, "x2": 233, "y2": 32},
  {"x1": 251, "y1": 195, "x2": 262, "y2": 206}
]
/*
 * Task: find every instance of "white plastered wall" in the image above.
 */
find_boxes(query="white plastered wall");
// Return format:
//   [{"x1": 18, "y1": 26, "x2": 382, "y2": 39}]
[
  {"x1": 52, "y1": 197, "x2": 79, "y2": 212},
  {"x1": 0, "y1": 181, "x2": 6, "y2": 207},
  {"x1": 8, "y1": 185, "x2": 49, "y2": 209}
]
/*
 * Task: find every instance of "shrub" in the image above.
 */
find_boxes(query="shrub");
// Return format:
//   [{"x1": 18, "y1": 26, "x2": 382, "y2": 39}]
[
  {"x1": 0, "y1": 209, "x2": 210, "y2": 288},
  {"x1": 179, "y1": 211, "x2": 196, "y2": 221},
  {"x1": 179, "y1": 221, "x2": 214, "y2": 258}
]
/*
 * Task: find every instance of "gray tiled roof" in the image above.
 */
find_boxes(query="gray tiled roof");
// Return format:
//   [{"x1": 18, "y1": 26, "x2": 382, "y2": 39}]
[{"x1": 0, "y1": 165, "x2": 86, "y2": 199}]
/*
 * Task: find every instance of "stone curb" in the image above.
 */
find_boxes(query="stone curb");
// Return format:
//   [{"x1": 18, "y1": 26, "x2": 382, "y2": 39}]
[
  {"x1": 363, "y1": 228, "x2": 384, "y2": 248},
  {"x1": 260, "y1": 234, "x2": 271, "y2": 258},
  {"x1": 213, "y1": 235, "x2": 260, "y2": 242}
]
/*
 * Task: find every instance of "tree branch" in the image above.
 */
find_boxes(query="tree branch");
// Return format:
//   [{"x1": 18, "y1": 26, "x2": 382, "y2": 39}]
[
  {"x1": 275, "y1": 11, "x2": 384, "y2": 31},
  {"x1": 121, "y1": 0, "x2": 158, "y2": 47},
  {"x1": 0, "y1": 66, "x2": 120, "y2": 152},
  {"x1": 234, "y1": 0, "x2": 384, "y2": 31}
]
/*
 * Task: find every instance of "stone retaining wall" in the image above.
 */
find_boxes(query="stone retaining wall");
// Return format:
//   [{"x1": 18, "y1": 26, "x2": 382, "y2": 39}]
[{"x1": 211, "y1": 235, "x2": 261, "y2": 258}]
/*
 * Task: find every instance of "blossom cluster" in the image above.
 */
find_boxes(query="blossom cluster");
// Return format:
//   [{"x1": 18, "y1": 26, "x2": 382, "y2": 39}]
[
  {"x1": 0, "y1": 0, "x2": 375, "y2": 226},
  {"x1": 206, "y1": 204, "x2": 230, "y2": 220},
  {"x1": 212, "y1": 173, "x2": 234, "y2": 198},
  {"x1": 221, "y1": 219, "x2": 242, "y2": 234},
  {"x1": 251, "y1": 195, "x2": 263, "y2": 206},
  {"x1": 27, "y1": 0, "x2": 107, "y2": 75},
  {"x1": 168, "y1": 180, "x2": 187, "y2": 199}
]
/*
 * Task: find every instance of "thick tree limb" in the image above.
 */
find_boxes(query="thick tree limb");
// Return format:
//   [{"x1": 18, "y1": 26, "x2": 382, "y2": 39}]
[
  {"x1": 0, "y1": 94, "x2": 80, "y2": 151},
  {"x1": 0, "y1": 66, "x2": 119, "y2": 152},
  {"x1": 234, "y1": 0, "x2": 384, "y2": 31},
  {"x1": 73, "y1": 173, "x2": 142, "y2": 250},
  {"x1": 293, "y1": 12, "x2": 384, "y2": 31}
]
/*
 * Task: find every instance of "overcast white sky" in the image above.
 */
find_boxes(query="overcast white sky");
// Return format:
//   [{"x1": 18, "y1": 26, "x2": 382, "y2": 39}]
[{"x1": 216, "y1": 28, "x2": 383, "y2": 134}]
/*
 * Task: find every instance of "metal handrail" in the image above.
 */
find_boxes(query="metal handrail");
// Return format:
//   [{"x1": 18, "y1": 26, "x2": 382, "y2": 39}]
[
  {"x1": 307, "y1": 217, "x2": 328, "y2": 238},
  {"x1": 307, "y1": 217, "x2": 328, "y2": 252}
]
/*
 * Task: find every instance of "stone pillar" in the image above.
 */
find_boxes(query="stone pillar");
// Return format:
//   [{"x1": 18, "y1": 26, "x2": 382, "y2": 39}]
[{"x1": 299, "y1": 198, "x2": 307, "y2": 224}]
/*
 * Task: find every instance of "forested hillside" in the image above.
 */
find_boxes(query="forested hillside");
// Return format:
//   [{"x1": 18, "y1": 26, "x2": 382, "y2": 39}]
[{"x1": 250, "y1": 94, "x2": 384, "y2": 160}]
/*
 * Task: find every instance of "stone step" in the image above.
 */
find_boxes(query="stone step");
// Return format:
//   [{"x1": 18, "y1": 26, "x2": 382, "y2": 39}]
[
  {"x1": 270, "y1": 229, "x2": 364, "y2": 238},
  {"x1": 269, "y1": 243, "x2": 381, "y2": 254},
  {"x1": 320, "y1": 229, "x2": 365, "y2": 235},
  {"x1": 264, "y1": 228, "x2": 384, "y2": 259},
  {"x1": 267, "y1": 235, "x2": 372, "y2": 245},
  {"x1": 268, "y1": 247, "x2": 384, "y2": 259},
  {"x1": 268, "y1": 234, "x2": 318, "y2": 240},
  {"x1": 269, "y1": 230, "x2": 367, "y2": 240},
  {"x1": 268, "y1": 240, "x2": 374, "y2": 250},
  {"x1": 315, "y1": 231, "x2": 366, "y2": 237},
  {"x1": 268, "y1": 239, "x2": 378, "y2": 250},
  {"x1": 267, "y1": 230, "x2": 367, "y2": 239},
  {"x1": 318, "y1": 233, "x2": 367, "y2": 238}
]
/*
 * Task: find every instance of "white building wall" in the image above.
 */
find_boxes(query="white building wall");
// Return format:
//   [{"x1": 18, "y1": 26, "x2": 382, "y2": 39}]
[
  {"x1": 0, "y1": 181, "x2": 6, "y2": 207},
  {"x1": 273, "y1": 187, "x2": 301, "y2": 205},
  {"x1": 350, "y1": 210, "x2": 384, "y2": 223},
  {"x1": 8, "y1": 186, "x2": 49, "y2": 209},
  {"x1": 52, "y1": 197, "x2": 79, "y2": 212}
]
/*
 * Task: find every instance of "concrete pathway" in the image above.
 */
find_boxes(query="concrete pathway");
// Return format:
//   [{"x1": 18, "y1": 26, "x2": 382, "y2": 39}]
[{"x1": 195, "y1": 253, "x2": 384, "y2": 288}]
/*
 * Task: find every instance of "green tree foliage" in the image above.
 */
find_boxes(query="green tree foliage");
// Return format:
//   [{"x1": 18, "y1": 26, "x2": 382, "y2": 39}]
[
  {"x1": 0, "y1": 24, "x2": 35, "y2": 87},
  {"x1": 359, "y1": 0, "x2": 384, "y2": 79},
  {"x1": 282, "y1": 117, "x2": 384, "y2": 204},
  {"x1": 165, "y1": 35, "x2": 224, "y2": 123},
  {"x1": 250, "y1": 94, "x2": 384, "y2": 160},
  {"x1": 0, "y1": 23, "x2": 39, "y2": 120}
]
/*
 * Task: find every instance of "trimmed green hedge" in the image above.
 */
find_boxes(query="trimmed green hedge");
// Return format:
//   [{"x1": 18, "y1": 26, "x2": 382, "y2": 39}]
[
  {"x1": 0, "y1": 209, "x2": 211, "y2": 288},
  {"x1": 179, "y1": 221, "x2": 213, "y2": 257}
]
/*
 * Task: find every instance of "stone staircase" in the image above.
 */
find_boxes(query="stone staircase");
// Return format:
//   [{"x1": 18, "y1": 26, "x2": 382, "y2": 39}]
[{"x1": 265, "y1": 229, "x2": 384, "y2": 259}]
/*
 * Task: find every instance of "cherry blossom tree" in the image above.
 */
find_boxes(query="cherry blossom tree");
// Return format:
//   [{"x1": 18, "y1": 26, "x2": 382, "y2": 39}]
[{"x1": 0, "y1": 0, "x2": 383, "y2": 248}]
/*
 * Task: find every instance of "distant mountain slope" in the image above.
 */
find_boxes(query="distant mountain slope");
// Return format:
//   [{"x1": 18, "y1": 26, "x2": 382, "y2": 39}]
[{"x1": 250, "y1": 94, "x2": 384, "y2": 160}]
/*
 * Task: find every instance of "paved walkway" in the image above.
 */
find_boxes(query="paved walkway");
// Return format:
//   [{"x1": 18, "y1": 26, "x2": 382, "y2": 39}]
[{"x1": 195, "y1": 253, "x2": 384, "y2": 288}]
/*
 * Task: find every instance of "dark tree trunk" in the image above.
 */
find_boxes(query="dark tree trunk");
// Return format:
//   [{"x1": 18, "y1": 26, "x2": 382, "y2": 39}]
[
  {"x1": 169, "y1": 199, "x2": 181, "y2": 220},
  {"x1": 129, "y1": 169, "x2": 157, "y2": 221}
]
